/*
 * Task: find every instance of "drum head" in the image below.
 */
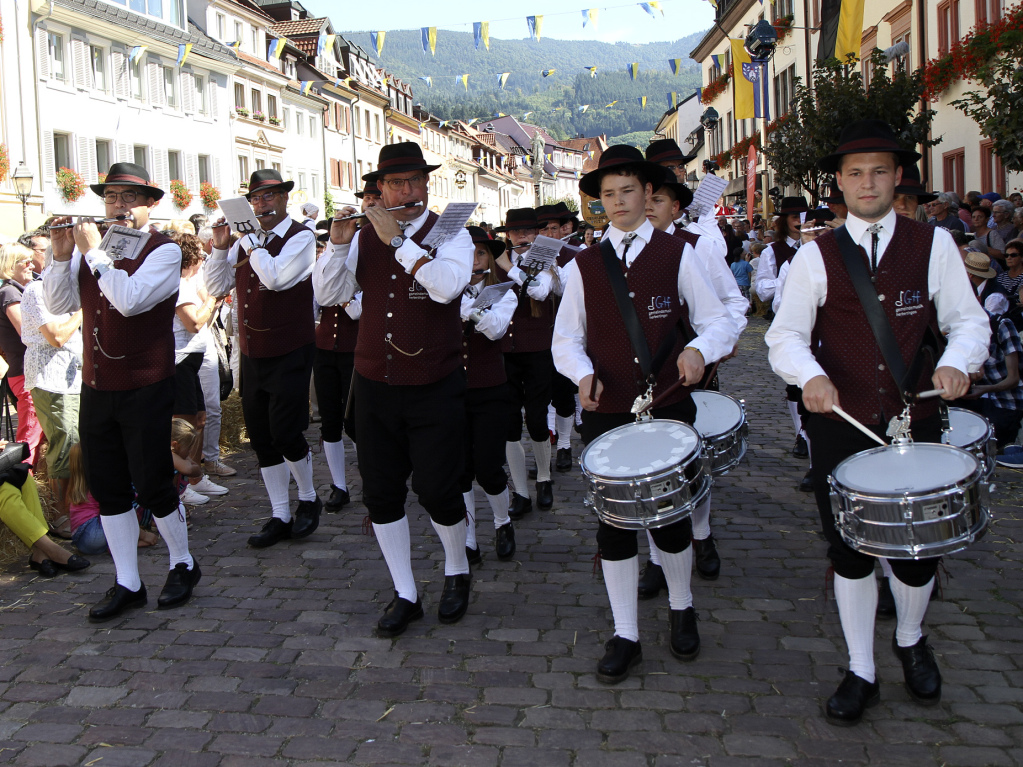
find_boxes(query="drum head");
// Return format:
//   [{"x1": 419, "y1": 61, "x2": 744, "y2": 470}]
[
  {"x1": 691, "y1": 391, "x2": 744, "y2": 439},
  {"x1": 946, "y1": 408, "x2": 991, "y2": 447},
  {"x1": 582, "y1": 420, "x2": 700, "y2": 478},
  {"x1": 834, "y1": 443, "x2": 980, "y2": 495}
]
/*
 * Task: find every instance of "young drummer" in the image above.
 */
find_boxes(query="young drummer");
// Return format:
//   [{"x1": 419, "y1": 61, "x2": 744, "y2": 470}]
[{"x1": 553, "y1": 145, "x2": 737, "y2": 684}]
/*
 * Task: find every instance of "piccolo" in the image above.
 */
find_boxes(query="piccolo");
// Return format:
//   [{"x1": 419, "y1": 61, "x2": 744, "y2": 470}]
[
  {"x1": 47, "y1": 215, "x2": 133, "y2": 230},
  {"x1": 332, "y1": 202, "x2": 422, "y2": 222},
  {"x1": 211, "y1": 211, "x2": 277, "y2": 228}
]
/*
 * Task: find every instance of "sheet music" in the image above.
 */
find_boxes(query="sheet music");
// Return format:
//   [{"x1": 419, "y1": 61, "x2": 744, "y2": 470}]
[
  {"x1": 518, "y1": 235, "x2": 562, "y2": 272},
  {"x1": 470, "y1": 281, "x2": 515, "y2": 311},
  {"x1": 218, "y1": 197, "x2": 263, "y2": 238},
  {"x1": 689, "y1": 175, "x2": 729, "y2": 217},
  {"x1": 98, "y1": 225, "x2": 150, "y2": 262},
  {"x1": 421, "y1": 202, "x2": 479, "y2": 249}
]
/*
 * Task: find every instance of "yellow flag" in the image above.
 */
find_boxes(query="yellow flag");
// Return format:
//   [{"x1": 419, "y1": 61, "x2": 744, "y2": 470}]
[
  {"x1": 730, "y1": 38, "x2": 755, "y2": 119},
  {"x1": 372, "y1": 31, "x2": 385, "y2": 56},
  {"x1": 480, "y1": 21, "x2": 490, "y2": 50},
  {"x1": 836, "y1": 0, "x2": 866, "y2": 60},
  {"x1": 460, "y1": 73, "x2": 469, "y2": 91},
  {"x1": 629, "y1": 62, "x2": 639, "y2": 80}
]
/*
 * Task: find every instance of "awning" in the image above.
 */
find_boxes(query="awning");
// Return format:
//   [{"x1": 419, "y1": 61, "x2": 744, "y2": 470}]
[{"x1": 722, "y1": 176, "x2": 747, "y2": 197}]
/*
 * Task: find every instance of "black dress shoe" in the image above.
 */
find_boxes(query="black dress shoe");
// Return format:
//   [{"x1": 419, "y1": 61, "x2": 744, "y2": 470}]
[
  {"x1": 555, "y1": 448, "x2": 573, "y2": 472},
  {"x1": 52, "y1": 554, "x2": 90, "y2": 572},
  {"x1": 637, "y1": 560, "x2": 667, "y2": 599},
  {"x1": 877, "y1": 577, "x2": 896, "y2": 619},
  {"x1": 292, "y1": 496, "x2": 322, "y2": 538},
  {"x1": 793, "y1": 434, "x2": 809, "y2": 458},
  {"x1": 89, "y1": 583, "x2": 148, "y2": 623},
  {"x1": 158, "y1": 561, "x2": 202, "y2": 609},
  {"x1": 28, "y1": 557, "x2": 58, "y2": 578},
  {"x1": 495, "y1": 522, "x2": 515, "y2": 560},
  {"x1": 248, "y1": 518, "x2": 293, "y2": 548},
  {"x1": 669, "y1": 607, "x2": 700, "y2": 661},
  {"x1": 438, "y1": 573, "x2": 471, "y2": 624},
  {"x1": 596, "y1": 637, "x2": 642, "y2": 684},
  {"x1": 825, "y1": 670, "x2": 880, "y2": 725},
  {"x1": 799, "y1": 469, "x2": 814, "y2": 492},
  {"x1": 892, "y1": 634, "x2": 942, "y2": 705},
  {"x1": 692, "y1": 536, "x2": 721, "y2": 581},
  {"x1": 536, "y1": 481, "x2": 554, "y2": 510},
  {"x1": 466, "y1": 545, "x2": 483, "y2": 566},
  {"x1": 508, "y1": 493, "x2": 532, "y2": 520},
  {"x1": 377, "y1": 593, "x2": 424, "y2": 637},
  {"x1": 324, "y1": 485, "x2": 350, "y2": 512}
]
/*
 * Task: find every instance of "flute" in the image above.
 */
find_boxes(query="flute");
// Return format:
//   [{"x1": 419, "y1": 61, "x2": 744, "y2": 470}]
[
  {"x1": 331, "y1": 202, "x2": 422, "y2": 222},
  {"x1": 48, "y1": 215, "x2": 133, "y2": 230}
]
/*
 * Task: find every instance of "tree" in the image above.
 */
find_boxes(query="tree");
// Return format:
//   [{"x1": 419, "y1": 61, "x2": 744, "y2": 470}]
[
  {"x1": 762, "y1": 51, "x2": 938, "y2": 206},
  {"x1": 542, "y1": 195, "x2": 579, "y2": 211}
]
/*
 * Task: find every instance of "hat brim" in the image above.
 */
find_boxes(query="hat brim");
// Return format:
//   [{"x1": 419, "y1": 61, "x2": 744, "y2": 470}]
[
  {"x1": 966, "y1": 265, "x2": 997, "y2": 280},
  {"x1": 894, "y1": 187, "x2": 938, "y2": 204},
  {"x1": 579, "y1": 160, "x2": 664, "y2": 199},
  {"x1": 246, "y1": 180, "x2": 295, "y2": 197},
  {"x1": 492, "y1": 221, "x2": 539, "y2": 234},
  {"x1": 654, "y1": 180, "x2": 694, "y2": 211},
  {"x1": 364, "y1": 163, "x2": 441, "y2": 183},
  {"x1": 822, "y1": 195, "x2": 846, "y2": 205},
  {"x1": 818, "y1": 146, "x2": 921, "y2": 174},
  {"x1": 648, "y1": 151, "x2": 699, "y2": 165},
  {"x1": 90, "y1": 182, "x2": 165, "y2": 202},
  {"x1": 777, "y1": 205, "x2": 811, "y2": 216},
  {"x1": 470, "y1": 237, "x2": 506, "y2": 257}
]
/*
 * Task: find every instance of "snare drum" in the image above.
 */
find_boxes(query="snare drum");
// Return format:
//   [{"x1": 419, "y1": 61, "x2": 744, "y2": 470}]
[
  {"x1": 581, "y1": 419, "x2": 711, "y2": 530},
  {"x1": 691, "y1": 390, "x2": 748, "y2": 476},
  {"x1": 830, "y1": 442, "x2": 990, "y2": 559},
  {"x1": 944, "y1": 407, "x2": 996, "y2": 479}
]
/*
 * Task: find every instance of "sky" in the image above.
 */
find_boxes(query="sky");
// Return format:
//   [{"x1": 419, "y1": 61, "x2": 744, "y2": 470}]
[{"x1": 300, "y1": 0, "x2": 717, "y2": 45}]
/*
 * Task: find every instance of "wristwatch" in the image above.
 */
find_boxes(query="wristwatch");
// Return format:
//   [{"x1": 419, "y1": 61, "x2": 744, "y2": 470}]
[{"x1": 390, "y1": 234, "x2": 406, "y2": 249}]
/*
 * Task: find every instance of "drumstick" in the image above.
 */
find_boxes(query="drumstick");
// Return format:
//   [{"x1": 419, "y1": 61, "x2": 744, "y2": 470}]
[
  {"x1": 909, "y1": 388, "x2": 946, "y2": 401},
  {"x1": 700, "y1": 361, "x2": 721, "y2": 390},
  {"x1": 831, "y1": 405, "x2": 888, "y2": 447},
  {"x1": 589, "y1": 361, "x2": 600, "y2": 401},
  {"x1": 641, "y1": 375, "x2": 689, "y2": 414}
]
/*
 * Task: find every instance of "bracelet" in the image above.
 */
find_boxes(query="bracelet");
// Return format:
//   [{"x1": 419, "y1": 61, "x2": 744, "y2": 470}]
[{"x1": 683, "y1": 346, "x2": 705, "y2": 363}]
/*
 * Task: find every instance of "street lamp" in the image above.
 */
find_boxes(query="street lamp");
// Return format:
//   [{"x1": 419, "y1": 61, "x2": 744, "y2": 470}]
[
  {"x1": 12, "y1": 162, "x2": 34, "y2": 232},
  {"x1": 699, "y1": 107, "x2": 719, "y2": 132},
  {"x1": 744, "y1": 19, "x2": 779, "y2": 62}
]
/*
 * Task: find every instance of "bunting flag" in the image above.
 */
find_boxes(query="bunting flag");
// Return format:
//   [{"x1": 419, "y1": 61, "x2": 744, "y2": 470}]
[
  {"x1": 388, "y1": 126, "x2": 394, "y2": 138},
  {"x1": 299, "y1": 80, "x2": 313, "y2": 95},
  {"x1": 587, "y1": 150, "x2": 595, "y2": 159},
  {"x1": 498, "y1": 72, "x2": 511, "y2": 89},
  {"x1": 584, "y1": 66, "x2": 598, "y2": 77},
  {"x1": 668, "y1": 91, "x2": 678, "y2": 107},
  {"x1": 527, "y1": 15, "x2": 543, "y2": 41},
  {"x1": 460, "y1": 73, "x2": 469, "y2": 90},
  {"x1": 711, "y1": 54, "x2": 722, "y2": 69},
  {"x1": 438, "y1": 120, "x2": 449, "y2": 127},
  {"x1": 494, "y1": 112, "x2": 507, "y2": 117},
  {"x1": 370, "y1": 31, "x2": 385, "y2": 56},
  {"x1": 697, "y1": 87, "x2": 703, "y2": 102},
  {"x1": 669, "y1": 58, "x2": 683, "y2": 75},
  {"x1": 177, "y1": 43, "x2": 192, "y2": 66},
  {"x1": 316, "y1": 33, "x2": 335, "y2": 55},
  {"x1": 227, "y1": 41, "x2": 241, "y2": 53},
  {"x1": 466, "y1": 117, "x2": 479, "y2": 126},
  {"x1": 522, "y1": 111, "x2": 533, "y2": 119},
  {"x1": 817, "y1": 0, "x2": 866, "y2": 61},
  {"x1": 637, "y1": 96, "x2": 647, "y2": 109},
  {"x1": 129, "y1": 45, "x2": 147, "y2": 64},
  {"x1": 582, "y1": 8, "x2": 599, "y2": 27},
  {"x1": 579, "y1": 104, "x2": 590, "y2": 112},
  {"x1": 605, "y1": 100, "x2": 618, "y2": 107},
  {"x1": 640, "y1": 2, "x2": 664, "y2": 16},
  {"x1": 418, "y1": 76, "x2": 433, "y2": 87},
  {"x1": 542, "y1": 69, "x2": 556, "y2": 77},
  {"x1": 268, "y1": 37, "x2": 286, "y2": 60},
  {"x1": 473, "y1": 21, "x2": 490, "y2": 51},
  {"x1": 731, "y1": 38, "x2": 770, "y2": 119},
  {"x1": 422, "y1": 27, "x2": 437, "y2": 55},
  {"x1": 629, "y1": 62, "x2": 639, "y2": 80}
]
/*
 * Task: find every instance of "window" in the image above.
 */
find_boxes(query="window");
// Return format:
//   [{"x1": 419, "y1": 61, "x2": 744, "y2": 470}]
[
  {"x1": 48, "y1": 32, "x2": 66, "y2": 82},
  {"x1": 357, "y1": 160, "x2": 363, "y2": 180},
  {"x1": 169, "y1": 0, "x2": 183, "y2": 28},
  {"x1": 980, "y1": 140, "x2": 1006, "y2": 196},
  {"x1": 53, "y1": 133, "x2": 71, "y2": 174},
  {"x1": 267, "y1": 94, "x2": 277, "y2": 119},
  {"x1": 272, "y1": 162, "x2": 281, "y2": 173},
  {"x1": 312, "y1": 175, "x2": 319, "y2": 198},
  {"x1": 133, "y1": 145, "x2": 149, "y2": 171},
  {"x1": 168, "y1": 151, "x2": 181, "y2": 181},
  {"x1": 130, "y1": 56, "x2": 144, "y2": 99},
  {"x1": 885, "y1": 2, "x2": 912, "y2": 71},
  {"x1": 309, "y1": 115, "x2": 316, "y2": 137},
  {"x1": 255, "y1": 158, "x2": 265, "y2": 170},
  {"x1": 252, "y1": 29, "x2": 258, "y2": 54},
  {"x1": 234, "y1": 21, "x2": 242, "y2": 43},
  {"x1": 773, "y1": 0, "x2": 793, "y2": 20},
  {"x1": 942, "y1": 148, "x2": 965, "y2": 199},
  {"x1": 163, "y1": 67, "x2": 177, "y2": 107},
  {"x1": 198, "y1": 154, "x2": 210, "y2": 184},
  {"x1": 298, "y1": 172, "x2": 306, "y2": 191},
  {"x1": 353, "y1": 106, "x2": 361, "y2": 136},
  {"x1": 282, "y1": 107, "x2": 290, "y2": 130},
  {"x1": 364, "y1": 110, "x2": 370, "y2": 139},
  {"x1": 861, "y1": 27, "x2": 877, "y2": 88},
  {"x1": 90, "y1": 45, "x2": 107, "y2": 91},
  {"x1": 250, "y1": 88, "x2": 261, "y2": 114},
  {"x1": 95, "y1": 140, "x2": 111, "y2": 174},
  {"x1": 216, "y1": 13, "x2": 225, "y2": 39},
  {"x1": 195, "y1": 75, "x2": 207, "y2": 114},
  {"x1": 238, "y1": 155, "x2": 249, "y2": 184},
  {"x1": 374, "y1": 114, "x2": 381, "y2": 142},
  {"x1": 234, "y1": 83, "x2": 244, "y2": 108},
  {"x1": 937, "y1": 0, "x2": 960, "y2": 55},
  {"x1": 297, "y1": 113, "x2": 304, "y2": 135}
]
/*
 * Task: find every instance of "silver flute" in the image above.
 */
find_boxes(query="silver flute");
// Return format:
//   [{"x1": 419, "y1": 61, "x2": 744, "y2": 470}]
[{"x1": 332, "y1": 202, "x2": 422, "y2": 222}]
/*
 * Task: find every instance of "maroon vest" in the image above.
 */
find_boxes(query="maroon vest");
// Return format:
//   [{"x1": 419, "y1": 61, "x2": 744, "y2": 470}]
[
  {"x1": 80, "y1": 230, "x2": 177, "y2": 391},
  {"x1": 576, "y1": 230, "x2": 690, "y2": 413},
  {"x1": 354, "y1": 212, "x2": 463, "y2": 385},
  {"x1": 496, "y1": 260, "x2": 554, "y2": 354},
  {"x1": 672, "y1": 227, "x2": 701, "y2": 250},
  {"x1": 813, "y1": 218, "x2": 940, "y2": 425},
  {"x1": 462, "y1": 322, "x2": 507, "y2": 389},
  {"x1": 236, "y1": 220, "x2": 315, "y2": 358},
  {"x1": 316, "y1": 305, "x2": 359, "y2": 353},
  {"x1": 773, "y1": 239, "x2": 797, "y2": 268}
]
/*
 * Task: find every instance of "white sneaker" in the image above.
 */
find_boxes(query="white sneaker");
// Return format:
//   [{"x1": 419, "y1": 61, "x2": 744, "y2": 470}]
[
  {"x1": 192, "y1": 475, "x2": 229, "y2": 496},
  {"x1": 181, "y1": 487, "x2": 209, "y2": 505},
  {"x1": 204, "y1": 458, "x2": 237, "y2": 477}
]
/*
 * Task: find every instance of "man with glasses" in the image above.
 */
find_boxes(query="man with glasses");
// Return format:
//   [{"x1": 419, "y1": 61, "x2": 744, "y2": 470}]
[
  {"x1": 45, "y1": 162, "x2": 201, "y2": 621},
  {"x1": 314, "y1": 143, "x2": 475, "y2": 637},
  {"x1": 17, "y1": 231, "x2": 49, "y2": 276},
  {"x1": 207, "y1": 169, "x2": 320, "y2": 549}
]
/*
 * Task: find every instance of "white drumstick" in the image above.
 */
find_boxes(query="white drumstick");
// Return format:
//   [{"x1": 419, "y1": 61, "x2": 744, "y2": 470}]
[
  {"x1": 914, "y1": 388, "x2": 946, "y2": 400},
  {"x1": 831, "y1": 405, "x2": 888, "y2": 447}
]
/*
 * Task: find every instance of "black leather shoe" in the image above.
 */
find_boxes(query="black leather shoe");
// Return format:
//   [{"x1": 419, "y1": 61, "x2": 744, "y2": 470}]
[
  {"x1": 248, "y1": 518, "x2": 293, "y2": 548},
  {"x1": 892, "y1": 634, "x2": 942, "y2": 705},
  {"x1": 51, "y1": 554, "x2": 91, "y2": 572},
  {"x1": 692, "y1": 536, "x2": 721, "y2": 581},
  {"x1": 637, "y1": 560, "x2": 667, "y2": 600},
  {"x1": 508, "y1": 493, "x2": 532, "y2": 520},
  {"x1": 325, "y1": 485, "x2": 350, "y2": 512},
  {"x1": 28, "y1": 557, "x2": 58, "y2": 578},
  {"x1": 555, "y1": 448, "x2": 573, "y2": 472},
  {"x1": 793, "y1": 435, "x2": 809, "y2": 458},
  {"x1": 825, "y1": 670, "x2": 880, "y2": 725},
  {"x1": 438, "y1": 573, "x2": 471, "y2": 624},
  {"x1": 292, "y1": 496, "x2": 322, "y2": 539},
  {"x1": 158, "y1": 561, "x2": 202, "y2": 609},
  {"x1": 669, "y1": 607, "x2": 700, "y2": 661},
  {"x1": 536, "y1": 481, "x2": 554, "y2": 510},
  {"x1": 466, "y1": 545, "x2": 482, "y2": 566},
  {"x1": 877, "y1": 577, "x2": 896, "y2": 620},
  {"x1": 495, "y1": 522, "x2": 515, "y2": 560},
  {"x1": 596, "y1": 637, "x2": 642, "y2": 684},
  {"x1": 377, "y1": 593, "x2": 424, "y2": 637},
  {"x1": 89, "y1": 583, "x2": 147, "y2": 623},
  {"x1": 799, "y1": 469, "x2": 814, "y2": 493},
  {"x1": 30, "y1": 553, "x2": 91, "y2": 578}
]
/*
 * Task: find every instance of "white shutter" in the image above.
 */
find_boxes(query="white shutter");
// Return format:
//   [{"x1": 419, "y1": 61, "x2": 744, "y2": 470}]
[
  {"x1": 42, "y1": 131, "x2": 55, "y2": 183},
  {"x1": 213, "y1": 157, "x2": 221, "y2": 187},
  {"x1": 72, "y1": 38, "x2": 88, "y2": 90},
  {"x1": 154, "y1": 148, "x2": 169, "y2": 189},
  {"x1": 147, "y1": 61, "x2": 161, "y2": 106},
  {"x1": 35, "y1": 27, "x2": 50, "y2": 80},
  {"x1": 77, "y1": 135, "x2": 97, "y2": 183},
  {"x1": 209, "y1": 75, "x2": 219, "y2": 118},
  {"x1": 112, "y1": 50, "x2": 128, "y2": 99},
  {"x1": 185, "y1": 153, "x2": 199, "y2": 190},
  {"x1": 117, "y1": 142, "x2": 132, "y2": 164},
  {"x1": 181, "y1": 72, "x2": 195, "y2": 113}
]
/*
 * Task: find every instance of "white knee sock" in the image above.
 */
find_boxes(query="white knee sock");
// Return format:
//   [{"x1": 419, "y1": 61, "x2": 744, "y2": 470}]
[
  {"x1": 322, "y1": 440, "x2": 347, "y2": 490},
  {"x1": 691, "y1": 493, "x2": 712, "y2": 540},
  {"x1": 463, "y1": 491, "x2": 477, "y2": 550},
  {"x1": 533, "y1": 439, "x2": 552, "y2": 483},
  {"x1": 892, "y1": 576, "x2": 934, "y2": 648},
  {"x1": 555, "y1": 415, "x2": 573, "y2": 450},
  {"x1": 101, "y1": 511, "x2": 141, "y2": 591},
  {"x1": 431, "y1": 519, "x2": 470, "y2": 576},
  {"x1": 661, "y1": 546, "x2": 694, "y2": 611},
  {"x1": 261, "y1": 463, "x2": 293, "y2": 521},
  {"x1": 372, "y1": 517, "x2": 417, "y2": 602},
  {"x1": 506, "y1": 441, "x2": 529, "y2": 497},
  {"x1": 154, "y1": 504, "x2": 193, "y2": 569},
  {"x1": 788, "y1": 401, "x2": 802, "y2": 438},
  {"x1": 285, "y1": 451, "x2": 316, "y2": 502},
  {"x1": 488, "y1": 488, "x2": 511, "y2": 527},
  {"x1": 879, "y1": 558, "x2": 893, "y2": 578},
  {"x1": 834, "y1": 573, "x2": 878, "y2": 683},
  {"x1": 602, "y1": 556, "x2": 640, "y2": 642},
  {"x1": 646, "y1": 529, "x2": 661, "y2": 566},
  {"x1": 547, "y1": 403, "x2": 556, "y2": 434}
]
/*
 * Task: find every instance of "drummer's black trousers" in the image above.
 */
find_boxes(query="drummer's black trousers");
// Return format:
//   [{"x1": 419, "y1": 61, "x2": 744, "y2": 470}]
[
  {"x1": 581, "y1": 399, "x2": 698, "y2": 562},
  {"x1": 805, "y1": 412, "x2": 942, "y2": 586}
]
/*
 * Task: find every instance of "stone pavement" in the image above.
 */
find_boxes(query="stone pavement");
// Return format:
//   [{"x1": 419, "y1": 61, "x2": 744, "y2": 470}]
[{"x1": 2, "y1": 316, "x2": 1023, "y2": 767}]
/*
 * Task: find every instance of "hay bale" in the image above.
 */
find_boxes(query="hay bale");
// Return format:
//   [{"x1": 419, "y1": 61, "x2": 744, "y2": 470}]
[{"x1": 218, "y1": 391, "x2": 248, "y2": 455}]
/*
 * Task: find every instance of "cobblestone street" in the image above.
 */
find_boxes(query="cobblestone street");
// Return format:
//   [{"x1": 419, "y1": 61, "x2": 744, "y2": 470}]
[{"x1": 2, "y1": 316, "x2": 1022, "y2": 766}]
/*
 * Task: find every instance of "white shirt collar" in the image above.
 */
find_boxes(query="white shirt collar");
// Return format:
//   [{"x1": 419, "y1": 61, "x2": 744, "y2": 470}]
[
  {"x1": 785, "y1": 235, "x2": 800, "y2": 248},
  {"x1": 270, "y1": 215, "x2": 294, "y2": 237},
  {"x1": 401, "y1": 207, "x2": 431, "y2": 236},
  {"x1": 606, "y1": 218, "x2": 655, "y2": 249},
  {"x1": 845, "y1": 208, "x2": 898, "y2": 244}
]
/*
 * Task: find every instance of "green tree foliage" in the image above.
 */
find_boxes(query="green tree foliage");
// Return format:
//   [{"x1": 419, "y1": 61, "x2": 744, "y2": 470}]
[{"x1": 542, "y1": 194, "x2": 580, "y2": 211}]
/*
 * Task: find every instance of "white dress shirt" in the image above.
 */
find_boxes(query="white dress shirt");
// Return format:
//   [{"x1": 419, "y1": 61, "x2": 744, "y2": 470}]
[
  {"x1": 766, "y1": 208, "x2": 992, "y2": 389},
  {"x1": 206, "y1": 215, "x2": 315, "y2": 297},
  {"x1": 753, "y1": 235, "x2": 800, "y2": 303},
  {"x1": 553, "y1": 219, "x2": 739, "y2": 386},
  {"x1": 668, "y1": 222, "x2": 748, "y2": 335},
  {"x1": 313, "y1": 207, "x2": 472, "y2": 306},
  {"x1": 505, "y1": 247, "x2": 555, "y2": 301},
  {"x1": 459, "y1": 285, "x2": 517, "y2": 340}
]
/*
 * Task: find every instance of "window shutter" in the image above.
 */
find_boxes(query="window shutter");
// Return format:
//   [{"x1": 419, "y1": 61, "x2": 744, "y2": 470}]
[
  {"x1": 36, "y1": 27, "x2": 51, "y2": 80},
  {"x1": 181, "y1": 72, "x2": 195, "y2": 113},
  {"x1": 147, "y1": 61, "x2": 162, "y2": 106},
  {"x1": 213, "y1": 157, "x2": 221, "y2": 187},
  {"x1": 154, "y1": 148, "x2": 169, "y2": 189},
  {"x1": 117, "y1": 142, "x2": 132, "y2": 164},
  {"x1": 209, "y1": 74, "x2": 219, "y2": 118},
  {"x1": 344, "y1": 106, "x2": 350, "y2": 133},
  {"x1": 42, "y1": 131, "x2": 55, "y2": 183},
  {"x1": 323, "y1": 108, "x2": 330, "y2": 129},
  {"x1": 78, "y1": 135, "x2": 97, "y2": 183},
  {"x1": 112, "y1": 50, "x2": 128, "y2": 99},
  {"x1": 72, "y1": 38, "x2": 88, "y2": 90},
  {"x1": 329, "y1": 159, "x2": 337, "y2": 187},
  {"x1": 186, "y1": 153, "x2": 199, "y2": 190}
]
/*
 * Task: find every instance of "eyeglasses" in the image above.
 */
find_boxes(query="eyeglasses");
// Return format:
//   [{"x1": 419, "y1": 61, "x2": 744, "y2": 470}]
[
  {"x1": 103, "y1": 190, "x2": 138, "y2": 204},
  {"x1": 381, "y1": 175, "x2": 426, "y2": 191},
  {"x1": 1007, "y1": 252, "x2": 1022, "y2": 258},
  {"x1": 661, "y1": 164, "x2": 683, "y2": 172},
  {"x1": 247, "y1": 191, "x2": 279, "y2": 203}
]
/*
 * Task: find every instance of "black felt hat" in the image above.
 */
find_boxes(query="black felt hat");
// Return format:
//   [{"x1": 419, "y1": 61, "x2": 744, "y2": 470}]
[
  {"x1": 894, "y1": 164, "x2": 938, "y2": 204},
  {"x1": 246, "y1": 169, "x2": 294, "y2": 198},
  {"x1": 354, "y1": 179, "x2": 381, "y2": 199},
  {"x1": 818, "y1": 119, "x2": 921, "y2": 174},
  {"x1": 578, "y1": 145, "x2": 663, "y2": 199},
  {"x1": 364, "y1": 142, "x2": 441, "y2": 181},
  {"x1": 466, "y1": 225, "x2": 506, "y2": 257},
  {"x1": 651, "y1": 167, "x2": 694, "y2": 211},
  {"x1": 645, "y1": 138, "x2": 697, "y2": 165},
  {"x1": 821, "y1": 182, "x2": 846, "y2": 206},
  {"x1": 550, "y1": 201, "x2": 579, "y2": 223},
  {"x1": 493, "y1": 208, "x2": 540, "y2": 233},
  {"x1": 777, "y1": 196, "x2": 810, "y2": 215},
  {"x1": 90, "y1": 162, "x2": 164, "y2": 201}
]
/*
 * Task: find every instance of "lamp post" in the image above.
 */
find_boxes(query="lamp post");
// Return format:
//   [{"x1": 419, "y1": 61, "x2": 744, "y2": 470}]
[
  {"x1": 743, "y1": 20, "x2": 778, "y2": 223},
  {"x1": 12, "y1": 162, "x2": 34, "y2": 232}
]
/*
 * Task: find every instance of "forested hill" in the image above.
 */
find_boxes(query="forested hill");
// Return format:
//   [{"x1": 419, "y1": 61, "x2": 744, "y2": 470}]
[{"x1": 343, "y1": 29, "x2": 708, "y2": 143}]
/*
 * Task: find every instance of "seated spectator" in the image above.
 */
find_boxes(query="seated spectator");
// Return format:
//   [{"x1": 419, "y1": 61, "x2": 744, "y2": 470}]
[
  {"x1": 929, "y1": 193, "x2": 966, "y2": 233},
  {"x1": 0, "y1": 244, "x2": 43, "y2": 467}
]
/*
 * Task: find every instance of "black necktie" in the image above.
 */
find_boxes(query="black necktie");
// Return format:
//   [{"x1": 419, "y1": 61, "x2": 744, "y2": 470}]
[
  {"x1": 868, "y1": 224, "x2": 882, "y2": 273},
  {"x1": 620, "y1": 232, "x2": 637, "y2": 269}
]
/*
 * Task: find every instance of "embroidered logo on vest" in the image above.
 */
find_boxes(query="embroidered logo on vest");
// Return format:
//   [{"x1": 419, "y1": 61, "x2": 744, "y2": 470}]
[
  {"x1": 895, "y1": 289, "x2": 923, "y2": 317},
  {"x1": 646, "y1": 295, "x2": 673, "y2": 319}
]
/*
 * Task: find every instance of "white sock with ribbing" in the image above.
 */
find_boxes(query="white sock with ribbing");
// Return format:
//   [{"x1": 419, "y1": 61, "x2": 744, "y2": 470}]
[
  {"x1": 892, "y1": 576, "x2": 934, "y2": 648},
  {"x1": 602, "y1": 557, "x2": 640, "y2": 642},
  {"x1": 660, "y1": 546, "x2": 694, "y2": 610},
  {"x1": 431, "y1": 519, "x2": 470, "y2": 576},
  {"x1": 101, "y1": 511, "x2": 142, "y2": 591},
  {"x1": 555, "y1": 415, "x2": 574, "y2": 450},
  {"x1": 834, "y1": 573, "x2": 878, "y2": 683},
  {"x1": 533, "y1": 439, "x2": 552, "y2": 483},
  {"x1": 488, "y1": 488, "x2": 511, "y2": 527},
  {"x1": 372, "y1": 517, "x2": 416, "y2": 602},
  {"x1": 646, "y1": 529, "x2": 662, "y2": 566},
  {"x1": 260, "y1": 463, "x2": 292, "y2": 521},
  {"x1": 506, "y1": 441, "x2": 529, "y2": 497},
  {"x1": 323, "y1": 440, "x2": 347, "y2": 490},
  {"x1": 285, "y1": 451, "x2": 316, "y2": 502},
  {"x1": 463, "y1": 491, "x2": 477, "y2": 550},
  {"x1": 154, "y1": 504, "x2": 193, "y2": 569},
  {"x1": 691, "y1": 494, "x2": 712, "y2": 540}
]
